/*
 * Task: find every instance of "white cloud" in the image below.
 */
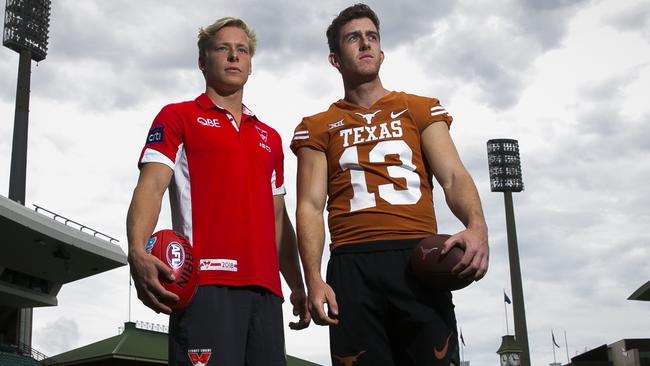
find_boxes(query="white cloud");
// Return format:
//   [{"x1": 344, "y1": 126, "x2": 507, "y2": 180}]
[{"x1": 33, "y1": 317, "x2": 80, "y2": 356}]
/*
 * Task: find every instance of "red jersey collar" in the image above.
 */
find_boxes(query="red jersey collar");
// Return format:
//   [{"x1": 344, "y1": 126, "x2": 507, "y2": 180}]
[{"x1": 195, "y1": 93, "x2": 256, "y2": 118}]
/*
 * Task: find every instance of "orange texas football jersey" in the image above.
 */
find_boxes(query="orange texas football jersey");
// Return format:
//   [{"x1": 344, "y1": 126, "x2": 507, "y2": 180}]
[{"x1": 291, "y1": 91, "x2": 453, "y2": 249}]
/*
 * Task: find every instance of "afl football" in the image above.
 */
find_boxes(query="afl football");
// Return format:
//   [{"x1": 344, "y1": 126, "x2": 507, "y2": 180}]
[{"x1": 146, "y1": 230, "x2": 198, "y2": 311}]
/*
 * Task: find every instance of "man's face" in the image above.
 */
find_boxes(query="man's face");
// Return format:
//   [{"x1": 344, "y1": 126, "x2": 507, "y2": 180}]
[
  {"x1": 201, "y1": 26, "x2": 252, "y2": 93},
  {"x1": 330, "y1": 17, "x2": 383, "y2": 79}
]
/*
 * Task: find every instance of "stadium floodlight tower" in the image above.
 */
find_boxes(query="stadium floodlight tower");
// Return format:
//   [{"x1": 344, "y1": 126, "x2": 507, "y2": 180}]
[
  {"x1": 2, "y1": 4, "x2": 127, "y2": 360},
  {"x1": 4, "y1": 0, "x2": 51, "y2": 205},
  {"x1": 487, "y1": 139, "x2": 531, "y2": 366},
  {"x1": 3, "y1": 0, "x2": 51, "y2": 352}
]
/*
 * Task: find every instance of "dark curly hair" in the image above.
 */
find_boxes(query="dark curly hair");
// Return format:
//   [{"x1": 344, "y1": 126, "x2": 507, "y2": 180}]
[{"x1": 326, "y1": 3, "x2": 380, "y2": 55}]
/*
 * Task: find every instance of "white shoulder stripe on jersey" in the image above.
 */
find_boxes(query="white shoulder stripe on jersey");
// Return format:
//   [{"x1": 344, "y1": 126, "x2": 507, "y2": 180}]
[
  {"x1": 292, "y1": 135, "x2": 310, "y2": 140},
  {"x1": 431, "y1": 110, "x2": 449, "y2": 117},
  {"x1": 294, "y1": 130, "x2": 309, "y2": 136},
  {"x1": 430, "y1": 106, "x2": 446, "y2": 112},
  {"x1": 141, "y1": 148, "x2": 175, "y2": 170}
]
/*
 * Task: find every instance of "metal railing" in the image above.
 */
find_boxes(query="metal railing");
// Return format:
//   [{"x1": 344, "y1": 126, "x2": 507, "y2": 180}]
[
  {"x1": 33, "y1": 204, "x2": 119, "y2": 244},
  {"x1": 0, "y1": 341, "x2": 52, "y2": 364}
]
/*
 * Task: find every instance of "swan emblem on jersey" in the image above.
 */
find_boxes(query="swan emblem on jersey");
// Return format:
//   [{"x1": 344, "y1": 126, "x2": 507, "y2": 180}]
[
  {"x1": 187, "y1": 350, "x2": 211, "y2": 366},
  {"x1": 255, "y1": 126, "x2": 268, "y2": 142},
  {"x1": 354, "y1": 110, "x2": 381, "y2": 124}
]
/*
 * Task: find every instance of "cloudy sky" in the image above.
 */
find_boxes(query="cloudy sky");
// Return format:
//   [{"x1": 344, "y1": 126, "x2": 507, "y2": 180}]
[{"x1": 1, "y1": 0, "x2": 649, "y2": 364}]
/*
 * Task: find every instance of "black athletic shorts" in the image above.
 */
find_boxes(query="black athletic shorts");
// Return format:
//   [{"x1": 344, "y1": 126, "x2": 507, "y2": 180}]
[
  {"x1": 327, "y1": 239, "x2": 460, "y2": 366},
  {"x1": 168, "y1": 285, "x2": 286, "y2": 366}
]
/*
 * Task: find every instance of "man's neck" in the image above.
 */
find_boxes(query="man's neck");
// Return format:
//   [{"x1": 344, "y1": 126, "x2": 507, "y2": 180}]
[
  {"x1": 205, "y1": 86, "x2": 245, "y2": 125},
  {"x1": 342, "y1": 77, "x2": 389, "y2": 109}
]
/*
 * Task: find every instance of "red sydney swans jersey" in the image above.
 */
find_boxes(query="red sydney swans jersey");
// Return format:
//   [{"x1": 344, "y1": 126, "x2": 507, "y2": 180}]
[
  {"x1": 290, "y1": 91, "x2": 453, "y2": 250},
  {"x1": 139, "y1": 93, "x2": 285, "y2": 297}
]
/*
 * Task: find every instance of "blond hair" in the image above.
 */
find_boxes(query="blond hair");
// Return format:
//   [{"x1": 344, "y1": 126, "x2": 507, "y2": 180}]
[{"x1": 198, "y1": 17, "x2": 257, "y2": 61}]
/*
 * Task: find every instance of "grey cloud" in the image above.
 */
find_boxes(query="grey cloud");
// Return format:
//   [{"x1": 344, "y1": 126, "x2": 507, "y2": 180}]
[
  {"x1": 517, "y1": 0, "x2": 588, "y2": 48},
  {"x1": 31, "y1": 0, "x2": 464, "y2": 108},
  {"x1": 2, "y1": 0, "x2": 590, "y2": 111},
  {"x1": 251, "y1": 0, "x2": 457, "y2": 72},
  {"x1": 7, "y1": 0, "x2": 587, "y2": 111},
  {"x1": 606, "y1": 1, "x2": 650, "y2": 33},
  {"x1": 367, "y1": 0, "x2": 457, "y2": 49},
  {"x1": 48, "y1": 1, "x2": 196, "y2": 69},
  {"x1": 579, "y1": 70, "x2": 637, "y2": 102},
  {"x1": 34, "y1": 317, "x2": 80, "y2": 355},
  {"x1": 421, "y1": 0, "x2": 588, "y2": 110},
  {"x1": 18, "y1": 0, "x2": 224, "y2": 110}
]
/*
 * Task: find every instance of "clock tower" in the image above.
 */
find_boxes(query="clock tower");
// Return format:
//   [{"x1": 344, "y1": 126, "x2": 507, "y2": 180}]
[{"x1": 497, "y1": 335, "x2": 523, "y2": 366}]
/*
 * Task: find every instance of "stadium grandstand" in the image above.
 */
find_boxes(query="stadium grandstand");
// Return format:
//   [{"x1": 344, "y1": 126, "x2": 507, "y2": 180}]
[{"x1": 0, "y1": 195, "x2": 128, "y2": 364}]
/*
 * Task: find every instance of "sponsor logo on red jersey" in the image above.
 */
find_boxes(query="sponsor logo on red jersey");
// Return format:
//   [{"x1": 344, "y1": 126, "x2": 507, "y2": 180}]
[
  {"x1": 146, "y1": 127, "x2": 164, "y2": 145},
  {"x1": 197, "y1": 117, "x2": 221, "y2": 128}
]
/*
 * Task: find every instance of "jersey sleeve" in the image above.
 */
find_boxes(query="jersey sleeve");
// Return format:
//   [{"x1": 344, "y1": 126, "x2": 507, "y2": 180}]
[
  {"x1": 290, "y1": 117, "x2": 327, "y2": 155},
  {"x1": 271, "y1": 130, "x2": 286, "y2": 196},
  {"x1": 138, "y1": 104, "x2": 184, "y2": 170},
  {"x1": 408, "y1": 95, "x2": 453, "y2": 132}
]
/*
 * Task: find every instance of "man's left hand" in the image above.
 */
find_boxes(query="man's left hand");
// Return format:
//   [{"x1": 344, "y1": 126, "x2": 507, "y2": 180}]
[
  {"x1": 441, "y1": 227, "x2": 489, "y2": 281},
  {"x1": 288, "y1": 287, "x2": 311, "y2": 330}
]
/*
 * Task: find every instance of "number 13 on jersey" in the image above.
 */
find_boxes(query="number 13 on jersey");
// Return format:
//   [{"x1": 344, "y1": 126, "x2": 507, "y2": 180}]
[{"x1": 339, "y1": 139, "x2": 422, "y2": 212}]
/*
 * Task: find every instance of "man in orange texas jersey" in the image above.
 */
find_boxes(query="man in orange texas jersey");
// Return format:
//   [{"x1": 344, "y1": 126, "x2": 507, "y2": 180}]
[{"x1": 290, "y1": 4, "x2": 488, "y2": 366}]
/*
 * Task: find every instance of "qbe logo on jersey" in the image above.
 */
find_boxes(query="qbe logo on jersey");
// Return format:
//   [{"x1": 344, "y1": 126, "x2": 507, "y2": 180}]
[
  {"x1": 197, "y1": 117, "x2": 221, "y2": 128},
  {"x1": 166, "y1": 242, "x2": 186, "y2": 269}
]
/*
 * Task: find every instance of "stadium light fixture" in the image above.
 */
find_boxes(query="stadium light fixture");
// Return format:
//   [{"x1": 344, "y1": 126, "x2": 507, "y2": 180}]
[
  {"x1": 487, "y1": 139, "x2": 524, "y2": 193},
  {"x1": 3, "y1": 0, "x2": 51, "y2": 62}
]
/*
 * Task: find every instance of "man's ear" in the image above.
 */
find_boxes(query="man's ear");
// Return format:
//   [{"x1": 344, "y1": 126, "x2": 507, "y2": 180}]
[
  {"x1": 328, "y1": 52, "x2": 340, "y2": 70},
  {"x1": 379, "y1": 50, "x2": 384, "y2": 65},
  {"x1": 198, "y1": 58, "x2": 206, "y2": 71}
]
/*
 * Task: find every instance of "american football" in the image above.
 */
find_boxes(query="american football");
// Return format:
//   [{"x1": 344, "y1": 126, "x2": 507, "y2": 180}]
[
  {"x1": 146, "y1": 230, "x2": 199, "y2": 311},
  {"x1": 410, "y1": 234, "x2": 474, "y2": 291}
]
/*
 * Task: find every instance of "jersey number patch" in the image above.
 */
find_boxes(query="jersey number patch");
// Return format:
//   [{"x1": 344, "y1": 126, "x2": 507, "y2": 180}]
[{"x1": 339, "y1": 140, "x2": 421, "y2": 212}]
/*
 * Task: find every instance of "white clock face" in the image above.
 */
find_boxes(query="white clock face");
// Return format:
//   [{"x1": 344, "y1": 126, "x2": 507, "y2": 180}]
[
  {"x1": 509, "y1": 353, "x2": 521, "y2": 366},
  {"x1": 500, "y1": 354, "x2": 508, "y2": 366}
]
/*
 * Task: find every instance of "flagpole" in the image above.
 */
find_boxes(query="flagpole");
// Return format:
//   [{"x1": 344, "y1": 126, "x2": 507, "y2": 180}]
[
  {"x1": 459, "y1": 327, "x2": 466, "y2": 365},
  {"x1": 564, "y1": 330, "x2": 570, "y2": 363},
  {"x1": 504, "y1": 289, "x2": 510, "y2": 335},
  {"x1": 460, "y1": 330, "x2": 465, "y2": 364},
  {"x1": 460, "y1": 327, "x2": 464, "y2": 364},
  {"x1": 129, "y1": 272, "x2": 132, "y2": 322},
  {"x1": 552, "y1": 330, "x2": 557, "y2": 364}
]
